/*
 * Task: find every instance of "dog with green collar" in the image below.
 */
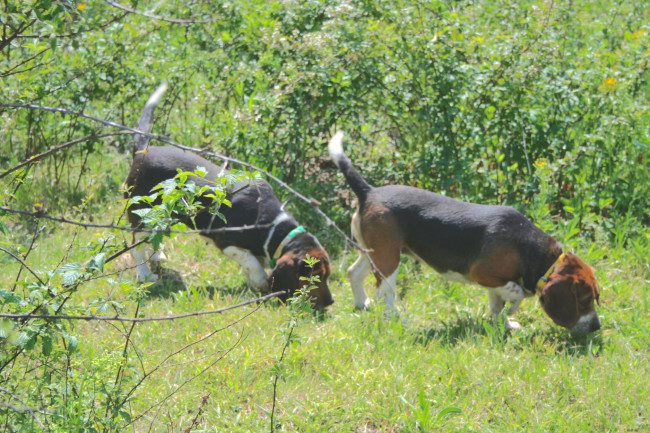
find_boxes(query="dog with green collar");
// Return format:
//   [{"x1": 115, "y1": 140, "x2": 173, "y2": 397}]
[{"x1": 125, "y1": 85, "x2": 333, "y2": 309}]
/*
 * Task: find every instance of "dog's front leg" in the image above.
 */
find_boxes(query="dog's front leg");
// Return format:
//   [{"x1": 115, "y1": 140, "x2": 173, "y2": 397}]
[
  {"x1": 222, "y1": 246, "x2": 268, "y2": 290},
  {"x1": 488, "y1": 282, "x2": 524, "y2": 331},
  {"x1": 131, "y1": 239, "x2": 159, "y2": 283}
]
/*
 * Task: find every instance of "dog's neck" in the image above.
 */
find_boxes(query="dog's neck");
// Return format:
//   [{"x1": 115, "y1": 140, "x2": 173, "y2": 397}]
[
  {"x1": 265, "y1": 217, "x2": 299, "y2": 258},
  {"x1": 524, "y1": 240, "x2": 564, "y2": 294}
]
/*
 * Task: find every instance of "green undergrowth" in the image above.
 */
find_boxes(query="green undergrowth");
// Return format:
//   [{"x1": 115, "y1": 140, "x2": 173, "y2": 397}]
[{"x1": 1, "y1": 217, "x2": 647, "y2": 432}]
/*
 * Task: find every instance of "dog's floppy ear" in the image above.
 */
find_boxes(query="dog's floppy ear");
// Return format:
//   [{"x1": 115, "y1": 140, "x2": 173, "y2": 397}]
[
  {"x1": 539, "y1": 277, "x2": 578, "y2": 329},
  {"x1": 268, "y1": 253, "x2": 300, "y2": 301}
]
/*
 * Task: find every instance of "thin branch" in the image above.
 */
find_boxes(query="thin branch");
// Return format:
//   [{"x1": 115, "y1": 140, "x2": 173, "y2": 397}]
[
  {"x1": 0, "y1": 206, "x2": 273, "y2": 234},
  {"x1": 0, "y1": 103, "x2": 377, "y2": 268},
  {"x1": 0, "y1": 388, "x2": 47, "y2": 430},
  {"x1": 0, "y1": 246, "x2": 44, "y2": 285},
  {"x1": 11, "y1": 226, "x2": 44, "y2": 291},
  {"x1": 15, "y1": 12, "x2": 128, "y2": 40},
  {"x1": 104, "y1": 238, "x2": 148, "y2": 263},
  {"x1": 0, "y1": 132, "x2": 134, "y2": 179},
  {"x1": 103, "y1": 0, "x2": 208, "y2": 25},
  {"x1": 270, "y1": 322, "x2": 295, "y2": 433},
  {"x1": 0, "y1": 48, "x2": 50, "y2": 77},
  {"x1": 126, "y1": 308, "x2": 262, "y2": 427},
  {"x1": 139, "y1": 333, "x2": 245, "y2": 431},
  {"x1": 183, "y1": 393, "x2": 210, "y2": 433},
  {"x1": 0, "y1": 290, "x2": 286, "y2": 322}
]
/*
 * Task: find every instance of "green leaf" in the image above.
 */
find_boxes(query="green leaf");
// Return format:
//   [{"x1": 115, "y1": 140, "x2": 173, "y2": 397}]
[
  {"x1": 87, "y1": 253, "x2": 106, "y2": 272},
  {"x1": 64, "y1": 333, "x2": 78, "y2": 352},
  {"x1": 0, "y1": 290, "x2": 23, "y2": 305},
  {"x1": 59, "y1": 263, "x2": 83, "y2": 286},
  {"x1": 437, "y1": 406, "x2": 462, "y2": 419},
  {"x1": 41, "y1": 334, "x2": 53, "y2": 356},
  {"x1": 0, "y1": 320, "x2": 12, "y2": 339},
  {"x1": 132, "y1": 208, "x2": 153, "y2": 218}
]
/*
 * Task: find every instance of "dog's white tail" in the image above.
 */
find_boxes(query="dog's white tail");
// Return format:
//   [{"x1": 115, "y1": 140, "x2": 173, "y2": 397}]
[
  {"x1": 133, "y1": 82, "x2": 168, "y2": 153},
  {"x1": 327, "y1": 131, "x2": 372, "y2": 201},
  {"x1": 328, "y1": 131, "x2": 345, "y2": 167}
]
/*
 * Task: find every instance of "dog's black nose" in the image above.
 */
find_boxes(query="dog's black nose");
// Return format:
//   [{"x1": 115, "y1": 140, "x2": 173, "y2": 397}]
[{"x1": 590, "y1": 316, "x2": 601, "y2": 332}]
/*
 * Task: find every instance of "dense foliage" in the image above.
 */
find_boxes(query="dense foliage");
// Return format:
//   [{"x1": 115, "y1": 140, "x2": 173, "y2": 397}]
[
  {"x1": 0, "y1": 0, "x2": 648, "y2": 431},
  {"x1": 2, "y1": 0, "x2": 648, "y2": 238}
]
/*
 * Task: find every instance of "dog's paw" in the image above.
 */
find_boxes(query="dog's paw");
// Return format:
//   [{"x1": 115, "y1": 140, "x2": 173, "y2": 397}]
[
  {"x1": 138, "y1": 273, "x2": 159, "y2": 284},
  {"x1": 354, "y1": 298, "x2": 371, "y2": 310},
  {"x1": 150, "y1": 250, "x2": 167, "y2": 263},
  {"x1": 506, "y1": 319, "x2": 522, "y2": 331},
  {"x1": 383, "y1": 306, "x2": 400, "y2": 320}
]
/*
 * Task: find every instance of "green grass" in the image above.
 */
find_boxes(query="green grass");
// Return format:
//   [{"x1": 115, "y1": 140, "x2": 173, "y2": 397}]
[{"x1": 2, "y1": 214, "x2": 648, "y2": 432}]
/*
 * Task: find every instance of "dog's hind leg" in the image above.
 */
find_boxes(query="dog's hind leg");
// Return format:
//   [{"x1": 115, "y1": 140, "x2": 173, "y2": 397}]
[
  {"x1": 358, "y1": 206, "x2": 403, "y2": 316},
  {"x1": 348, "y1": 253, "x2": 371, "y2": 309},
  {"x1": 374, "y1": 266, "x2": 399, "y2": 316},
  {"x1": 223, "y1": 246, "x2": 268, "y2": 290},
  {"x1": 488, "y1": 282, "x2": 525, "y2": 330}
]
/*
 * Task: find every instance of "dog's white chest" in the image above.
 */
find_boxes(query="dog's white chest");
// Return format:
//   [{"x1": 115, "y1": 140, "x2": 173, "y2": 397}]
[{"x1": 491, "y1": 282, "x2": 525, "y2": 303}]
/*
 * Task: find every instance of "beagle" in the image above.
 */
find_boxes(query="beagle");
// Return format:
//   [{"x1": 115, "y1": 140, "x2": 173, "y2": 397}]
[
  {"x1": 329, "y1": 132, "x2": 600, "y2": 333},
  {"x1": 123, "y1": 85, "x2": 333, "y2": 309}
]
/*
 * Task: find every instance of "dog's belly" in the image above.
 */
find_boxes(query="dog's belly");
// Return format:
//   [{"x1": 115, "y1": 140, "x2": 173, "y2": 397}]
[
  {"x1": 405, "y1": 248, "x2": 474, "y2": 284},
  {"x1": 439, "y1": 270, "x2": 473, "y2": 284}
]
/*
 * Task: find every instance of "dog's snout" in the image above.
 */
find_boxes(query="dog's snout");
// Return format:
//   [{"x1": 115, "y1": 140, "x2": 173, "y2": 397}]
[
  {"x1": 590, "y1": 316, "x2": 601, "y2": 332},
  {"x1": 570, "y1": 311, "x2": 601, "y2": 335}
]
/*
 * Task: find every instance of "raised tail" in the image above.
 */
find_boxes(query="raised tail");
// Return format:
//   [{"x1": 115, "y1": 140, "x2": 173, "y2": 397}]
[
  {"x1": 328, "y1": 131, "x2": 372, "y2": 202},
  {"x1": 133, "y1": 82, "x2": 168, "y2": 154}
]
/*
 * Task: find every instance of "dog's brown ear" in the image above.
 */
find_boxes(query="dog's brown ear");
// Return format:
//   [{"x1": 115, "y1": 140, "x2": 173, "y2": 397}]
[
  {"x1": 268, "y1": 253, "x2": 299, "y2": 300},
  {"x1": 539, "y1": 277, "x2": 579, "y2": 329}
]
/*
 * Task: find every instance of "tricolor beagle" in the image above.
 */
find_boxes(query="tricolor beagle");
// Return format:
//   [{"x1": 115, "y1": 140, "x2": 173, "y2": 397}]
[
  {"x1": 329, "y1": 132, "x2": 600, "y2": 333},
  {"x1": 123, "y1": 85, "x2": 333, "y2": 309}
]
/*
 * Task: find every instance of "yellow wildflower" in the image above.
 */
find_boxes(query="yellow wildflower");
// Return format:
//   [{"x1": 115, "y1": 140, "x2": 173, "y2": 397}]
[{"x1": 534, "y1": 159, "x2": 548, "y2": 169}]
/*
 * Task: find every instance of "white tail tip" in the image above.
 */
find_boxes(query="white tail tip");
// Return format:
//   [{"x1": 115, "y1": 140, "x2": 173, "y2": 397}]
[
  {"x1": 328, "y1": 131, "x2": 345, "y2": 164},
  {"x1": 146, "y1": 82, "x2": 168, "y2": 108}
]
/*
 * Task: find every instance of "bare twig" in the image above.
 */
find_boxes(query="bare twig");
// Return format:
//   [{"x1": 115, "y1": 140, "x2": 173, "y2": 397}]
[
  {"x1": 140, "y1": 333, "x2": 245, "y2": 431},
  {"x1": 11, "y1": 226, "x2": 44, "y2": 291},
  {"x1": 183, "y1": 393, "x2": 210, "y2": 433},
  {"x1": 0, "y1": 206, "x2": 273, "y2": 234},
  {"x1": 270, "y1": 322, "x2": 295, "y2": 433},
  {"x1": 0, "y1": 246, "x2": 44, "y2": 285},
  {"x1": 0, "y1": 132, "x2": 134, "y2": 179},
  {"x1": 0, "y1": 290, "x2": 286, "y2": 322},
  {"x1": 0, "y1": 103, "x2": 376, "y2": 264},
  {"x1": 105, "y1": 238, "x2": 148, "y2": 263},
  {"x1": 0, "y1": 388, "x2": 47, "y2": 430}
]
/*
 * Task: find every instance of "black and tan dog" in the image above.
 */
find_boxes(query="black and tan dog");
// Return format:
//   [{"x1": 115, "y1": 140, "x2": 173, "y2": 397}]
[
  {"x1": 123, "y1": 85, "x2": 333, "y2": 309},
  {"x1": 329, "y1": 132, "x2": 600, "y2": 333}
]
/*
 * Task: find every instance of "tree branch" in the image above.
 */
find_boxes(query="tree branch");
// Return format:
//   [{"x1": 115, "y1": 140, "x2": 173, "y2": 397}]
[{"x1": 0, "y1": 291, "x2": 286, "y2": 322}]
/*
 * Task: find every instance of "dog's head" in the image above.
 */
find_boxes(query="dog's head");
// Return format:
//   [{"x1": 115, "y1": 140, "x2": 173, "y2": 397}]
[
  {"x1": 268, "y1": 248, "x2": 333, "y2": 310},
  {"x1": 538, "y1": 253, "x2": 601, "y2": 334}
]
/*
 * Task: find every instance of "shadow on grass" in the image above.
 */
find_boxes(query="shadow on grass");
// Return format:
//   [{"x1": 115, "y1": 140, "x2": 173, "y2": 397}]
[
  {"x1": 200, "y1": 283, "x2": 259, "y2": 299},
  {"x1": 411, "y1": 310, "x2": 604, "y2": 355},
  {"x1": 412, "y1": 313, "x2": 487, "y2": 347},
  {"x1": 518, "y1": 327, "x2": 605, "y2": 357},
  {"x1": 145, "y1": 265, "x2": 260, "y2": 300},
  {"x1": 144, "y1": 267, "x2": 188, "y2": 298}
]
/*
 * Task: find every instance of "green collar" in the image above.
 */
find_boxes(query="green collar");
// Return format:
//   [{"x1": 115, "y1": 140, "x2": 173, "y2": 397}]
[{"x1": 269, "y1": 226, "x2": 306, "y2": 268}]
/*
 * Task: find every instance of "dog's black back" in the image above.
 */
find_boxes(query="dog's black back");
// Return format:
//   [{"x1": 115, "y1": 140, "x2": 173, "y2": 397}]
[{"x1": 125, "y1": 145, "x2": 289, "y2": 257}]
